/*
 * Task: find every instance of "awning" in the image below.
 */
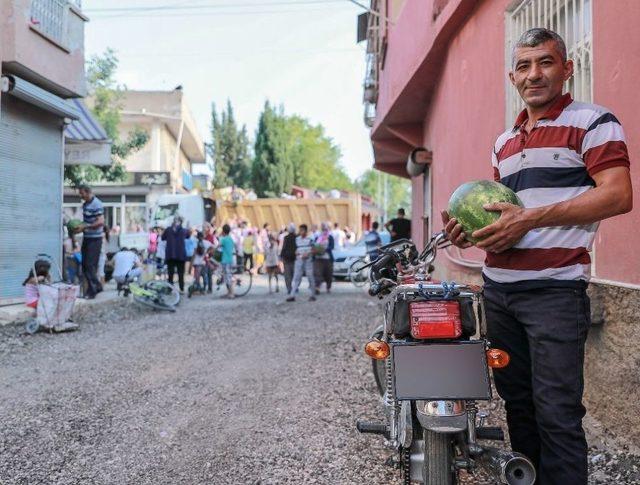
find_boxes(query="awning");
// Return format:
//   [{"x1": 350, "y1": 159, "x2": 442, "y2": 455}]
[
  {"x1": 0, "y1": 75, "x2": 80, "y2": 119},
  {"x1": 64, "y1": 99, "x2": 112, "y2": 166}
]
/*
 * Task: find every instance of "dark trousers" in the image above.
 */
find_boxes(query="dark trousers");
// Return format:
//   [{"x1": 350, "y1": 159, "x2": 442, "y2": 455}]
[
  {"x1": 484, "y1": 286, "x2": 590, "y2": 485},
  {"x1": 81, "y1": 237, "x2": 102, "y2": 297},
  {"x1": 314, "y1": 259, "x2": 333, "y2": 291},
  {"x1": 283, "y1": 260, "x2": 295, "y2": 294},
  {"x1": 244, "y1": 253, "x2": 254, "y2": 271},
  {"x1": 166, "y1": 259, "x2": 185, "y2": 291}
]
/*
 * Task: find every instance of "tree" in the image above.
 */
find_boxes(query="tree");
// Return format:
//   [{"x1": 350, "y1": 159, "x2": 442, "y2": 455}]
[
  {"x1": 251, "y1": 102, "x2": 353, "y2": 196},
  {"x1": 285, "y1": 115, "x2": 352, "y2": 191},
  {"x1": 64, "y1": 49, "x2": 148, "y2": 186},
  {"x1": 355, "y1": 169, "x2": 411, "y2": 220},
  {"x1": 251, "y1": 102, "x2": 294, "y2": 197},
  {"x1": 210, "y1": 100, "x2": 252, "y2": 188}
]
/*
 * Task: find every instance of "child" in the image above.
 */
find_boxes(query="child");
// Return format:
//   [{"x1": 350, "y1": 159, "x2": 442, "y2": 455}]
[
  {"x1": 188, "y1": 241, "x2": 206, "y2": 297},
  {"x1": 264, "y1": 233, "x2": 280, "y2": 294},
  {"x1": 23, "y1": 260, "x2": 51, "y2": 309}
]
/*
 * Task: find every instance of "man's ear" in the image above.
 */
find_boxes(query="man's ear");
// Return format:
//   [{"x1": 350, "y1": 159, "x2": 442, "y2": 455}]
[
  {"x1": 563, "y1": 59, "x2": 574, "y2": 82},
  {"x1": 508, "y1": 71, "x2": 516, "y2": 86}
]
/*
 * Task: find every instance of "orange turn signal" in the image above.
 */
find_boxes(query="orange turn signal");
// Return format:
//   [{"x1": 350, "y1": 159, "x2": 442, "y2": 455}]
[
  {"x1": 486, "y1": 348, "x2": 510, "y2": 369},
  {"x1": 365, "y1": 340, "x2": 390, "y2": 360}
]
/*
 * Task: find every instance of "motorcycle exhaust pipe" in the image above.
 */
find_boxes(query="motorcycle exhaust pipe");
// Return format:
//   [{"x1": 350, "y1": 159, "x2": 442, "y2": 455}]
[{"x1": 479, "y1": 447, "x2": 536, "y2": 485}]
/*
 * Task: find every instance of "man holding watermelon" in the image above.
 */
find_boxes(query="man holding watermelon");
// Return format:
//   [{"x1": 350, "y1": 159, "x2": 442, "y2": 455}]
[{"x1": 443, "y1": 28, "x2": 632, "y2": 484}]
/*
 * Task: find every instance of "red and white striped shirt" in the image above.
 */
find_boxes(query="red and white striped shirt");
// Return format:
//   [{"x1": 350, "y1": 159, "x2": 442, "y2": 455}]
[{"x1": 484, "y1": 93, "x2": 630, "y2": 288}]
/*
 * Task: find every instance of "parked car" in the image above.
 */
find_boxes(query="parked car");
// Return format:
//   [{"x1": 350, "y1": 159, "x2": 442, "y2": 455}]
[{"x1": 332, "y1": 231, "x2": 390, "y2": 279}]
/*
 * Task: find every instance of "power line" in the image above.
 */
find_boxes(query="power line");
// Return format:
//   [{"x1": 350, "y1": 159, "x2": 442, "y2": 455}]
[
  {"x1": 86, "y1": 0, "x2": 345, "y2": 13},
  {"x1": 91, "y1": 6, "x2": 351, "y2": 20}
]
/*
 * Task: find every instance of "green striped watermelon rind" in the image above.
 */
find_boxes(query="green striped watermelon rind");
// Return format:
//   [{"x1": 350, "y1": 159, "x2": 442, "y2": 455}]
[{"x1": 447, "y1": 180, "x2": 523, "y2": 243}]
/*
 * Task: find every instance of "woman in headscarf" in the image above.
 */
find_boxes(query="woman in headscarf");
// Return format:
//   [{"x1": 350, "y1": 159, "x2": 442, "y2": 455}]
[
  {"x1": 313, "y1": 222, "x2": 335, "y2": 294},
  {"x1": 162, "y1": 216, "x2": 189, "y2": 292}
]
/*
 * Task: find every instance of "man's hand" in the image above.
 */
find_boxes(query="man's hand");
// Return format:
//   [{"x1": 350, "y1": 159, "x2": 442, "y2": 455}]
[
  {"x1": 472, "y1": 203, "x2": 534, "y2": 253},
  {"x1": 441, "y1": 211, "x2": 473, "y2": 249}
]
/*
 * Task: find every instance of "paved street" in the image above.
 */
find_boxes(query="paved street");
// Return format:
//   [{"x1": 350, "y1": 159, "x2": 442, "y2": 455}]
[
  {"x1": 1, "y1": 277, "x2": 639, "y2": 485},
  {"x1": 0, "y1": 279, "x2": 399, "y2": 485}
]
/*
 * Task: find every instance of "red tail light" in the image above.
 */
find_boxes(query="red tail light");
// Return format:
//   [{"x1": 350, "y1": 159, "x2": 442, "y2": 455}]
[{"x1": 409, "y1": 301, "x2": 462, "y2": 339}]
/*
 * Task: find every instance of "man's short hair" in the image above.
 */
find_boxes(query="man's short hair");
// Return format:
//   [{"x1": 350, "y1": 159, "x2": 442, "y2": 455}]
[
  {"x1": 222, "y1": 224, "x2": 231, "y2": 235},
  {"x1": 513, "y1": 28, "x2": 567, "y2": 67},
  {"x1": 299, "y1": 224, "x2": 308, "y2": 232},
  {"x1": 398, "y1": 208, "x2": 405, "y2": 216},
  {"x1": 77, "y1": 184, "x2": 92, "y2": 193},
  {"x1": 372, "y1": 221, "x2": 379, "y2": 230}
]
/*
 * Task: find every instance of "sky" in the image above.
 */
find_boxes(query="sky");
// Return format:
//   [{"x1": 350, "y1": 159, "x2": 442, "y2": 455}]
[{"x1": 83, "y1": 0, "x2": 374, "y2": 180}]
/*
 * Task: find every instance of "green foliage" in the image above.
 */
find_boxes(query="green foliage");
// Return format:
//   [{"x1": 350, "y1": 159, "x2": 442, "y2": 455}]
[
  {"x1": 251, "y1": 101, "x2": 294, "y2": 197},
  {"x1": 64, "y1": 48, "x2": 148, "y2": 187},
  {"x1": 285, "y1": 115, "x2": 352, "y2": 191},
  {"x1": 250, "y1": 102, "x2": 353, "y2": 196},
  {"x1": 210, "y1": 100, "x2": 252, "y2": 188},
  {"x1": 355, "y1": 169, "x2": 411, "y2": 220}
]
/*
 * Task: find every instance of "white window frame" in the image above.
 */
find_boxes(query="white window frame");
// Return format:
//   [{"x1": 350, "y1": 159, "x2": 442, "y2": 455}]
[{"x1": 505, "y1": 0, "x2": 593, "y2": 128}]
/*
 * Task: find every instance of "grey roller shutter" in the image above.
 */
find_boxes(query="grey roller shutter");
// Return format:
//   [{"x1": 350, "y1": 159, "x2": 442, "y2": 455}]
[{"x1": 0, "y1": 95, "x2": 64, "y2": 299}]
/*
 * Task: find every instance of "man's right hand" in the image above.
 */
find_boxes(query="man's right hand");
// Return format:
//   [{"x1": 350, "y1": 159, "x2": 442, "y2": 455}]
[{"x1": 441, "y1": 211, "x2": 473, "y2": 249}]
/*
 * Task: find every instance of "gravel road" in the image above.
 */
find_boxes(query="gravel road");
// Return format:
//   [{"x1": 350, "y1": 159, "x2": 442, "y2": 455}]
[{"x1": 0, "y1": 278, "x2": 638, "y2": 484}]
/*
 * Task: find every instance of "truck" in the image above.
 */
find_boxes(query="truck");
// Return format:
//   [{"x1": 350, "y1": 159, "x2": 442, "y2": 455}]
[{"x1": 151, "y1": 194, "x2": 214, "y2": 229}]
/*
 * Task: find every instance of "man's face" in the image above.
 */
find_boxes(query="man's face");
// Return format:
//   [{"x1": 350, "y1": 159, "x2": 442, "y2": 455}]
[
  {"x1": 299, "y1": 227, "x2": 307, "y2": 237},
  {"x1": 78, "y1": 189, "x2": 90, "y2": 202},
  {"x1": 509, "y1": 40, "x2": 573, "y2": 109}
]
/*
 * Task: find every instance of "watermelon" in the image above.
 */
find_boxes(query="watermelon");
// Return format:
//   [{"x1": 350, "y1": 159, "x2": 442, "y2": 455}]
[
  {"x1": 66, "y1": 218, "x2": 84, "y2": 234},
  {"x1": 447, "y1": 180, "x2": 523, "y2": 243}
]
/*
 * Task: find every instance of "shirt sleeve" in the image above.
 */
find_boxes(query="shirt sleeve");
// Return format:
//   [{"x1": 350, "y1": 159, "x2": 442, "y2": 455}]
[
  {"x1": 94, "y1": 200, "x2": 104, "y2": 216},
  {"x1": 581, "y1": 112, "x2": 631, "y2": 176}
]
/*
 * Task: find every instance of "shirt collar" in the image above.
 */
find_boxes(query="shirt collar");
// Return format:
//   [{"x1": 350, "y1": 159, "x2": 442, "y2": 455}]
[{"x1": 513, "y1": 92, "x2": 573, "y2": 131}]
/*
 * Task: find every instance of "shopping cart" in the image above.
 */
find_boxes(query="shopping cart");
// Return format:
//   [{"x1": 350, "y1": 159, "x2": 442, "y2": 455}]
[{"x1": 25, "y1": 254, "x2": 80, "y2": 334}]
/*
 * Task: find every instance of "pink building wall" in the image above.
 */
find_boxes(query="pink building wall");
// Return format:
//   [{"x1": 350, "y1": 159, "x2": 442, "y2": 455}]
[{"x1": 374, "y1": 0, "x2": 640, "y2": 286}]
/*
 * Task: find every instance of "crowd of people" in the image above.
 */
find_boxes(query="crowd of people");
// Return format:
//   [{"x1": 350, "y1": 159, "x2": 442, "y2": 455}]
[
  {"x1": 145, "y1": 217, "x2": 392, "y2": 301},
  {"x1": 60, "y1": 184, "x2": 413, "y2": 304}
]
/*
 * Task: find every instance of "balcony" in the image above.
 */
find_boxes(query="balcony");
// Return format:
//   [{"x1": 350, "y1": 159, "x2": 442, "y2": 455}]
[
  {"x1": 0, "y1": 0, "x2": 87, "y2": 97},
  {"x1": 29, "y1": 0, "x2": 81, "y2": 51}
]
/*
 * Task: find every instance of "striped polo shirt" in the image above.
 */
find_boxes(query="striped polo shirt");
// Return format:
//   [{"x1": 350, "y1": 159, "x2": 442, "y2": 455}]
[
  {"x1": 484, "y1": 93, "x2": 630, "y2": 289},
  {"x1": 82, "y1": 196, "x2": 104, "y2": 239}
]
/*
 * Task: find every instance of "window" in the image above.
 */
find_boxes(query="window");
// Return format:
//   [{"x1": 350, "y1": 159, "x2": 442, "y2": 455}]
[{"x1": 505, "y1": 0, "x2": 592, "y2": 127}]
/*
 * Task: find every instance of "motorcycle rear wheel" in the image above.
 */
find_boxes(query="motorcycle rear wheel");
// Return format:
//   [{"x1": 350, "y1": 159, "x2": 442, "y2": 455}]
[{"x1": 422, "y1": 429, "x2": 456, "y2": 485}]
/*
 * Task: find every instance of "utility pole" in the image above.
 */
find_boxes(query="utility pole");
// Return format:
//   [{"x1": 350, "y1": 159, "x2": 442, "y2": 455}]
[
  {"x1": 383, "y1": 172, "x2": 388, "y2": 222},
  {"x1": 377, "y1": 170, "x2": 382, "y2": 223}
]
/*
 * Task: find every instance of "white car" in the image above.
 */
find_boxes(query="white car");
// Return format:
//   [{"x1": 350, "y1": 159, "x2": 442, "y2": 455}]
[{"x1": 332, "y1": 231, "x2": 390, "y2": 279}]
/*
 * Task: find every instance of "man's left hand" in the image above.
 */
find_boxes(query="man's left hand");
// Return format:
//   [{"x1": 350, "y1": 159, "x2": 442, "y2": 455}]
[{"x1": 472, "y1": 203, "x2": 534, "y2": 253}]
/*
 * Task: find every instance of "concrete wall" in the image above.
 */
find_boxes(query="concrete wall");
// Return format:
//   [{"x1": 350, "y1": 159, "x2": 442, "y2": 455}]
[
  {"x1": 0, "y1": 0, "x2": 86, "y2": 97},
  {"x1": 590, "y1": 0, "x2": 640, "y2": 284}
]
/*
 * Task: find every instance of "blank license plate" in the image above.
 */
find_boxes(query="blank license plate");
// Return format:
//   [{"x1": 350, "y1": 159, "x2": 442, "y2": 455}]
[{"x1": 392, "y1": 340, "x2": 491, "y2": 400}]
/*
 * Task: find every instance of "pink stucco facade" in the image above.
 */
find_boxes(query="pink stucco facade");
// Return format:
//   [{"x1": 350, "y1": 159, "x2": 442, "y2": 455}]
[{"x1": 371, "y1": 0, "x2": 640, "y2": 286}]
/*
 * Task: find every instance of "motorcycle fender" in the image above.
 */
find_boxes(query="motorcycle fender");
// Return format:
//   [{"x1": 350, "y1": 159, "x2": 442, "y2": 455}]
[
  {"x1": 397, "y1": 400, "x2": 413, "y2": 448},
  {"x1": 416, "y1": 400, "x2": 467, "y2": 434},
  {"x1": 370, "y1": 325, "x2": 384, "y2": 340}
]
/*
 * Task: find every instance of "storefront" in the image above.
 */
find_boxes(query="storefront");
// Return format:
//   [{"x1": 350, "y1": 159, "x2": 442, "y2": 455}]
[{"x1": 0, "y1": 76, "x2": 80, "y2": 300}]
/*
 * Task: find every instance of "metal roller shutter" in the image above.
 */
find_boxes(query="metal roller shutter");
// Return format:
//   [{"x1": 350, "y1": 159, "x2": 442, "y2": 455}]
[{"x1": 0, "y1": 95, "x2": 64, "y2": 299}]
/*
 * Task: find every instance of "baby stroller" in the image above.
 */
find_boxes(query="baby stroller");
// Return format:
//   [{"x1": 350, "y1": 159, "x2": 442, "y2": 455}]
[{"x1": 25, "y1": 254, "x2": 80, "y2": 334}]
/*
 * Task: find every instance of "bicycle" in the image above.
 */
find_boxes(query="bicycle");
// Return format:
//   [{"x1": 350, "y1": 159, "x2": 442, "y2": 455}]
[
  {"x1": 210, "y1": 263, "x2": 253, "y2": 298},
  {"x1": 119, "y1": 278, "x2": 180, "y2": 312},
  {"x1": 348, "y1": 255, "x2": 371, "y2": 287}
]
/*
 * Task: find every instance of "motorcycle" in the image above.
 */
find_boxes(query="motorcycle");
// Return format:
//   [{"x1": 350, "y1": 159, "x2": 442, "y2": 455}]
[{"x1": 356, "y1": 232, "x2": 536, "y2": 485}]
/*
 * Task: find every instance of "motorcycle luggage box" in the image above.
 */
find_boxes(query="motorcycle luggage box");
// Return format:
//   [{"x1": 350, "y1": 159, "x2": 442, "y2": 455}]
[
  {"x1": 392, "y1": 340, "x2": 491, "y2": 401},
  {"x1": 392, "y1": 297, "x2": 476, "y2": 338}
]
